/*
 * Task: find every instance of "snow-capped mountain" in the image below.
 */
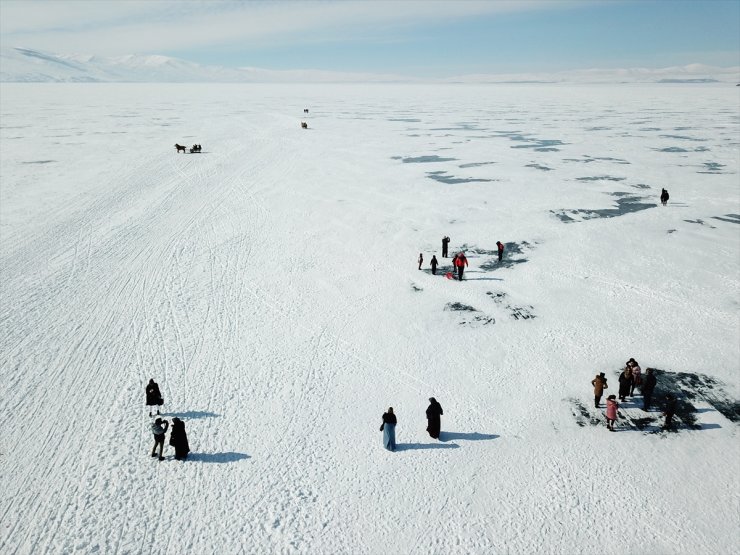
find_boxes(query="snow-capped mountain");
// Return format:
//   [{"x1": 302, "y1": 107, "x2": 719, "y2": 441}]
[{"x1": 1, "y1": 46, "x2": 739, "y2": 83}]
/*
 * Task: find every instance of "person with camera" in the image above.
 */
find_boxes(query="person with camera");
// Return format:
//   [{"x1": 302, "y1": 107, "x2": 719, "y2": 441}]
[{"x1": 151, "y1": 418, "x2": 169, "y2": 461}]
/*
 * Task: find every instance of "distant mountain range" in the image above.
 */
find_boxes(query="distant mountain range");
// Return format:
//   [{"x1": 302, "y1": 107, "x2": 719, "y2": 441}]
[{"x1": 2, "y1": 47, "x2": 738, "y2": 84}]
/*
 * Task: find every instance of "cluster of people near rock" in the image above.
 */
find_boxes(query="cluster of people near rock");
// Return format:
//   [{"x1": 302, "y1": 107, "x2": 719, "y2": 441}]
[
  {"x1": 146, "y1": 379, "x2": 190, "y2": 461},
  {"x1": 592, "y1": 359, "x2": 677, "y2": 432},
  {"x1": 380, "y1": 397, "x2": 443, "y2": 452},
  {"x1": 418, "y1": 236, "x2": 504, "y2": 280}
]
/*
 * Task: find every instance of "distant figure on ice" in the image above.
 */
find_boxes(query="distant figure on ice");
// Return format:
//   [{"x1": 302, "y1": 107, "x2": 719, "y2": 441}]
[
  {"x1": 442, "y1": 236, "x2": 450, "y2": 258},
  {"x1": 430, "y1": 255, "x2": 438, "y2": 275},
  {"x1": 146, "y1": 379, "x2": 163, "y2": 417},
  {"x1": 426, "y1": 397, "x2": 444, "y2": 439},
  {"x1": 151, "y1": 418, "x2": 169, "y2": 461},
  {"x1": 169, "y1": 417, "x2": 190, "y2": 461},
  {"x1": 642, "y1": 368, "x2": 657, "y2": 411},
  {"x1": 618, "y1": 366, "x2": 633, "y2": 402},
  {"x1": 605, "y1": 395, "x2": 618, "y2": 431},
  {"x1": 418, "y1": 253, "x2": 423, "y2": 270},
  {"x1": 380, "y1": 407, "x2": 397, "y2": 451},
  {"x1": 660, "y1": 188, "x2": 669, "y2": 206},
  {"x1": 628, "y1": 359, "x2": 642, "y2": 396},
  {"x1": 592, "y1": 372, "x2": 608, "y2": 408},
  {"x1": 454, "y1": 252, "x2": 468, "y2": 281},
  {"x1": 496, "y1": 241, "x2": 504, "y2": 262},
  {"x1": 662, "y1": 394, "x2": 678, "y2": 431}
]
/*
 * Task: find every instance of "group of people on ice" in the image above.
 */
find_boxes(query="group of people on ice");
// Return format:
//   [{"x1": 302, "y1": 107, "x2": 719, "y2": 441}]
[
  {"x1": 146, "y1": 379, "x2": 190, "y2": 461},
  {"x1": 418, "y1": 236, "x2": 505, "y2": 280},
  {"x1": 592, "y1": 359, "x2": 677, "y2": 432},
  {"x1": 380, "y1": 397, "x2": 444, "y2": 451}
]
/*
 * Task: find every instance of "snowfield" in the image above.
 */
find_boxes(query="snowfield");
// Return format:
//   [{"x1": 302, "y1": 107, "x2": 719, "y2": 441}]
[{"x1": 1, "y1": 83, "x2": 739, "y2": 555}]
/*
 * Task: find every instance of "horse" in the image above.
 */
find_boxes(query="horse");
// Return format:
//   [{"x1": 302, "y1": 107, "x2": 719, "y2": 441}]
[
  {"x1": 175, "y1": 144, "x2": 187, "y2": 153},
  {"x1": 301, "y1": 122, "x2": 308, "y2": 129}
]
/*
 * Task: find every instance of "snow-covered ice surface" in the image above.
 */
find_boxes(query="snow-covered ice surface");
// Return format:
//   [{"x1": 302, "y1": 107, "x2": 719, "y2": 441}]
[{"x1": 1, "y1": 83, "x2": 739, "y2": 554}]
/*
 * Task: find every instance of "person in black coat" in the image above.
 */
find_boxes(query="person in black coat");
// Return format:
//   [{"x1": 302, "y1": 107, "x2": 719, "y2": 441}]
[
  {"x1": 169, "y1": 417, "x2": 190, "y2": 460},
  {"x1": 430, "y1": 255, "x2": 438, "y2": 275},
  {"x1": 146, "y1": 379, "x2": 163, "y2": 417},
  {"x1": 442, "y1": 236, "x2": 450, "y2": 258},
  {"x1": 618, "y1": 367, "x2": 633, "y2": 402},
  {"x1": 660, "y1": 188, "x2": 669, "y2": 206},
  {"x1": 426, "y1": 397, "x2": 444, "y2": 439},
  {"x1": 642, "y1": 368, "x2": 657, "y2": 411},
  {"x1": 662, "y1": 394, "x2": 678, "y2": 431}
]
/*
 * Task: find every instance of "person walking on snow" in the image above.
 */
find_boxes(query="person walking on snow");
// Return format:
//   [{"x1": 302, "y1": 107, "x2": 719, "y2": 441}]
[
  {"x1": 605, "y1": 395, "x2": 618, "y2": 431},
  {"x1": 642, "y1": 368, "x2": 657, "y2": 411},
  {"x1": 454, "y1": 252, "x2": 468, "y2": 281},
  {"x1": 151, "y1": 417, "x2": 169, "y2": 460},
  {"x1": 496, "y1": 241, "x2": 504, "y2": 262},
  {"x1": 442, "y1": 236, "x2": 450, "y2": 258},
  {"x1": 169, "y1": 417, "x2": 190, "y2": 460},
  {"x1": 426, "y1": 397, "x2": 444, "y2": 439},
  {"x1": 380, "y1": 407, "x2": 397, "y2": 451},
  {"x1": 418, "y1": 253, "x2": 423, "y2": 270},
  {"x1": 430, "y1": 255, "x2": 438, "y2": 275},
  {"x1": 146, "y1": 378, "x2": 163, "y2": 417},
  {"x1": 592, "y1": 372, "x2": 608, "y2": 408},
  {"x1": 660, "y1": 188, "x2": 669, "y2": 206}
]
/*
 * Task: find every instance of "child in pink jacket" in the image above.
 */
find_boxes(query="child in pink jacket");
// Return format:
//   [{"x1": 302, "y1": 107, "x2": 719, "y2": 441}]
[{"x1": 606, "y1": 395, "x2": 619, "y2": 431}]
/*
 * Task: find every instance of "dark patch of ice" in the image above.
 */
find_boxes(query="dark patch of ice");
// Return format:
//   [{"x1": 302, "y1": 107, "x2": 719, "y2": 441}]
[
  {"x1": 552, "y1": 195, "x2": 656, "y2": 222},
  {"x1": 445, "y1": 302, "x2": 476, "y2": 312},
  {"x1": 22, "y1": 160, "x2": 56, "y2": 164},
  {"x1": 576, "y1": 176, "x2": 626, "y2": 182},
  {"x1": 711, "y1": 214, "x2": 740, "y2": 224},
  {"x1": 426, "y1": 171, "x2": 495, "y2": 184},
  {"x1": 402, "y1": 155, "x2": 458, "y2": 163},
  {"x1": 659, "y1": 134, "x2": 707, "y2": 142},
  {"x1": 388, "y1": 118, "x2": 421, "y2": 122},
  {"x1": 697, "y1": 161, "x2": 726, "y2": 174},
  {"x1": 458, "y1": 161, "x2": 496, "y2": 169},
  {"x1": 684, "y1": 219, "x2": 717, "y2": 228},
  {"x1": 526, "y1": 163, "x2": 553, "y2": 171}
]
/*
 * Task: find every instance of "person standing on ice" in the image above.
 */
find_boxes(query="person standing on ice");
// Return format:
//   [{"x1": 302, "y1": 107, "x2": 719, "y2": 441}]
[
  {"x1": 496, "y1": 241, "x2": 504, "y2": 262},
  {"x1": 454, "y1": 252, "x2": 468, "y2": 281},
  {"x1": 605, "y1": 395, "x2": 618, "y2": 431},
  {"x1": 169, "y1": 417, "x2": 190, "y2": 461},
  {"x1": 662, "y1": 394, "x2": 678, "y2": 431},
  {"x1": 642, "y1": 368, "x2": 657, "y2": 411},
  {"x1": 442, "y1": 236, "x2": 450, "y2": 258},
  {"x1": 660, "y1": 188, "x2": 669, "y2": 206},
  {"x1": 151, "y1": 418, "x2": 169, "y2": 461},
  {"x1": 592, "y1": 372, "x2": 608, "y2": 408},
  {"x1": 426, "y1": 397, "x2": 444, "y2": 439},
  {"x1": 418, "y1": 253, "x2": 423, "y2": 270},
  {"x1": 628, "y1": 359, "x2": 642, "y2": 396},
  {"x1": 146, "y1": 378, "x2": 163, "y2": 417},
  {"x1": 380, "y1": 407, "x2": 397, "y2": 451},
  {"x1": 430, "y1": 255, "x2": 438, "y2": 275},
  {"x1": 618, "y1": 366, "x2": 633, "y2": 402}
]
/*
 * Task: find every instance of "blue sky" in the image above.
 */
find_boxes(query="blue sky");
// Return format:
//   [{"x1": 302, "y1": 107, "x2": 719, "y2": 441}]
[{"x1": 1, "y1": 0, "x2": 738, "y2": 76}]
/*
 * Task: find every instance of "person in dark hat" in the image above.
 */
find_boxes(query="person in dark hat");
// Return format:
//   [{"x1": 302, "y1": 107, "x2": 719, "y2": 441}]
[
  {"x1": 426, "y1": 397, "x2": 444, "y2": 439},
  {"x1": 496, "y1": 241, "x2": 504, "y2": 262},
  {"x1": 592, "y1": 372, "x2": 608, "y2": 408},
  {"x1": 151, "y1": 417, "x2": 169, "y2": 461},
  {"x1": 169, "y1": 417, "x2": 190, "y2": 461},
  {"x1": 442, "y1": 236, "x2": 450, "y2": 258},
  {"x1": 146, "y1": 378, "x2": 163, "y2": 417},
  {"x1": 430, "y1": 255, "x2": 438, "y2": 275}
]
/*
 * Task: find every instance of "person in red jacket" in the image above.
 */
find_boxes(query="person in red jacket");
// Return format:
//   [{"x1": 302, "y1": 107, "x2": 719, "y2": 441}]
[
  {"x1": 454, "y1": 252, "x2": 468, "y2": 281},
  {"x1": 496, "y1": 241, "x2": 504, "y2": 262}
]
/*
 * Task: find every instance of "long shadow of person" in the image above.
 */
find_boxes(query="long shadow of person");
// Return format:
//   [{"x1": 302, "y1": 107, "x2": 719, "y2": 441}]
[
  {"x1": 395, "y1": 443, "x2": 460, "y2": 451},
  {"x1": 439, "y1": 431, "x2": 498, "y2": 442},
  {"x1": 187, "y1": 452, "x2": 250, "y2": 463}
]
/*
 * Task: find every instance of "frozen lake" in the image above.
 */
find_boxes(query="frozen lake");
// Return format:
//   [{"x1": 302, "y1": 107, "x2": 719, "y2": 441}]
[{"x1": 1, "y1": 83, "x2": 739, "y2": 554}]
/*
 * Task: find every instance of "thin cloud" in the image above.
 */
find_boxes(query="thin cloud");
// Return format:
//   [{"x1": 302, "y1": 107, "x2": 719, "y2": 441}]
[{"x1": 0, "y1": 0, "x2": 583, "y2": 56}]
